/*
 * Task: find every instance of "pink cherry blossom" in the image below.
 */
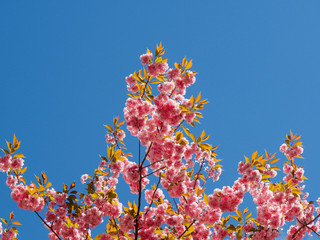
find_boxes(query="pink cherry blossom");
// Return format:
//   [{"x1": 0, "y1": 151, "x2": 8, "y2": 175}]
[
  {"x1": 105, "y1": 134, "x2": 115, "y2": 144},
  {"x1": 140, "y1": 52, "x2": 153, "y2": 65}
]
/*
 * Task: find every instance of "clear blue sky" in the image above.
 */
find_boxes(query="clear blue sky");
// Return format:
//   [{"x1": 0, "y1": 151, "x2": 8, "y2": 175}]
[{"x1": 1, "y1": 1, "x2": 320, "y2": 239}]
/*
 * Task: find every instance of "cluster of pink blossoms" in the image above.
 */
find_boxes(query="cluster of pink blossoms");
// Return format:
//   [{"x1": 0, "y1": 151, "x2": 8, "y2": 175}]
[
  {"x1": 0, "y1": 229, "x2": 16, "y2": 240},
  {"x1": 0, "y1": 155, "x2": 24, "y2": 172},
  {"x1": 126, "y1": 74, "x2": 138, "y2": 93},
  {"x1": 1, "y1": 155, "x2": 45, "y2": 213},
  {"x1": 140, "y1": 50, "x2": 169, "y2": 77},
  {"x1": 10, "y1": 183, "x2": 44, "y2": 212},
  {"x1": 43, "y1": 177, "x2": 123, "y2": 240},
  {"x1": 2, "y1": 46, "x2": 320, "y2": 240},
  {"x1": 280, "y1": 144, "x2": 303, "y2": 160}
]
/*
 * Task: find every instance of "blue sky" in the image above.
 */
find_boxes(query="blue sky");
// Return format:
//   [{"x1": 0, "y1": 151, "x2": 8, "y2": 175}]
[{"x1": 0, "y1": 1, "x2": 320, "y2": 239}]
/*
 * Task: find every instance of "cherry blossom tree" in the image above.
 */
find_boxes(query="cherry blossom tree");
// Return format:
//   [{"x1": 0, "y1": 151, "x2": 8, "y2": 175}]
[{"x1": 1, "y1": 44, "x2": 320, "y2": 240}]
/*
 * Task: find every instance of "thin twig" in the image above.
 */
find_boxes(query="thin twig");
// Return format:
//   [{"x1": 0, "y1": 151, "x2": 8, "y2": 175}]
[
  {"x1": 293, "y1": 214, "x2": 320, "y2": 238},
  {"x1": 296, "y1": 218, "x2": 320, "y2": 238},
  {"x1": 174, "y1": 120, "x2": 185, "y2": 133},
  {"x1": 177, "y1": 220, "x2": 196, "y2": 239},
  {"x1": 112, "y1": 218, "x2": 120, "y2": 240},
  {"x1": 145, "y1": 175, "x2": 162, "y2": 216},
  {"x1": 142, "y1": 166, "x2": 165, "y2": 178},
  {"x1": 193, "y1": 160, "x2": 205, "y2": 189},
  {"x1": 34, "y1": 211, "x2": 61, "y2": 240},
  {"x1": 173, "y1": 198, "x2": 179, "y2": 214},
  {"x1": 85, "y1": 225, "x2": 89, "y2": 240},
  {"x1": 143, "y1": 159, "x2": 165, "y2": 169},
  {"x1": 135, "y1": 140, "x2": 142, "y2": 240},
  {"x1": 141, "y1": 143, "x2": 153, "y2": 166}
]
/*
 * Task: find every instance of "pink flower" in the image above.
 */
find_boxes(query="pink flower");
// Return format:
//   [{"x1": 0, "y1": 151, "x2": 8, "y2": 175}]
[
  {"x1": 280, "y1": 143, "x2": 287, "y2": 153},
  {"x1": 45, "y1": 210, "x2": 57, "y2": 222},
  {"x1": 119, "y1": 214, "x2": 134, "y2": 232},
  {"x1": 167, "y1": 68, "x2": 181, "y2": 80},
  {"x1": 127, "y1": 84, "x2": 138, "y2": 93},
  {"x1": 145, "y1": 188, "x2": 164, "y2": 204},
  {"x1": 281, "y1": 144, "x2": 304, "y2": 160},
  {"x1": 0, "y1": 154, "x2": 12, "y2": 172},
  {"x1": 82, "y1": 207, "x2": 103, "y2": 228},
  {"x1": 157, "y1": 82, "x2": 175, "y2": 94},
  {"x1": 243, "y1": 220, "x2": 254, "y2": 233},
  {"x1": 54, "y1": 193, "x2": 68, "y2": 205},
  {"x1": 184, "y1": 112, "x2": 195, "y2": 124},
  {"x1": 125, "y1": 74, "x2": 136, "y2": 85},
  {"x1": 99, "y1": 233, "x2": 113, "y2": 240},
  {"x1": 105, "y1": 134, "x2": 115, "y2": 144},
  {"x1": 1, "y1": 228, "x2": 17, "y2": 240},
  {"x1": 183, "y1": 71, "x2": 196, "y2": 86},
  {"x1": 111, "y1": 161, "x2": 124, "y2": 177},
  {"x1": 283, "y1": 164, "x2": 292, "y2": 175},
  {"x1": 98, "y1": 160, "x2": 107, "y2": 170},
  {"x1": 140, "y1": 52, "x2": 153, "y2": 65},
  {"x1": 117, "y1": 130, "x2": 126, "y2": 141},
  {"x1": 84, "y1": 195, "x2": 92, "y2": 206},
  {"x1": 295, "y1": 167, "x2": 304, "y2": 180},
  {"x1": 10, "y1": 157, "x2": 24, "y2": 169},
  {"x1": 6, "y1": 175, "x2": 17, "y2": 189},
  {"x1": 147, "y1": 62, "x2": 169, "y2": 77},
  {"x1": 81, "y1": 174, "x2": 89, "y2": 184}
]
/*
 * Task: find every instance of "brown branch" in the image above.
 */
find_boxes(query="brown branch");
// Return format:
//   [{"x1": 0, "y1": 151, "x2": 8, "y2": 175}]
[
  {"x1": 145, "y1": 175, "x2": 162, "y2": 216},
  {"x1": 85, "y1": 224, "x2": 90, "y2": 240},
  {"x1": 134, "y1": 140, "x2": 142, "y2": 240},
  {"x1": 142, "y1": 166, "x2": 165, "y2": 178},
  {"x1": 169, "y1": 86, "x2": 177, "y2": 98},
  {"x1": 34, "y1": 211, "x2": 61, "y2": 240},
  {"x1": 177, "y1": 220, "x2": 196, "y2": 239},
  {"x1": 141, "y1": 143, "x2": 153, "y2": 166},
  {"x1": 173, "y1": 120, "x2": 185, "y2": 133},
  {"x1": 143, "y1": 159, "x2": 165, "y2": 169},
  {"x1": 193, "y1": 159, "x2": 205, "y2": 189},
  {"x1": 296, "y1": 218, "x2": 320, "y2": 238},
  {"x1": 173, "y1": 198, "x2": 179, "y2": 214},
  {"x1": 112, "y1": 218, "x2": 120, "y2": 240},
  {"x1": 141, "y1": 76, "x2": 151, "y2": 97},
  {"x1": 292, "y1": 213, "x2": 320, "y2": 238},
  {"x1": 136, "y1": 117, "x2": 140, "y2": 131}
]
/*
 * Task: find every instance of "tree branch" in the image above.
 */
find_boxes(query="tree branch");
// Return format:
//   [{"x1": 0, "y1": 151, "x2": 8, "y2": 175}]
[
  {"x1": 142, "y1": 166, "x2": 165, "y2": 178},
  {"x1": 135, "y1": 140, "x2": 142, "y2": 240},
  {"x1": 34, "y1": 211, "x2": 61, "y2": 240},
  {"x1": 143, "y1": 159, "x2": 165, "y2": 169},
  {"x1": 141, "y1": 142, "x2": 153, "y2": 166},
  {"x1": 177, "y1": 220, "x2": 195, "y2": 239},
  {"x1": 145, "y1": 175, "x2": 162, "y2": 216},
  {"x1": 293, "y1": 213, "x2": 320, "y2": 238}
]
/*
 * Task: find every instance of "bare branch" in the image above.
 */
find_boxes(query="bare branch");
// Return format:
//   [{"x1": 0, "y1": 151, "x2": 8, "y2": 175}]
[{"x1": 34, "y1": 211, "x2": 61, "y2": 240}]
